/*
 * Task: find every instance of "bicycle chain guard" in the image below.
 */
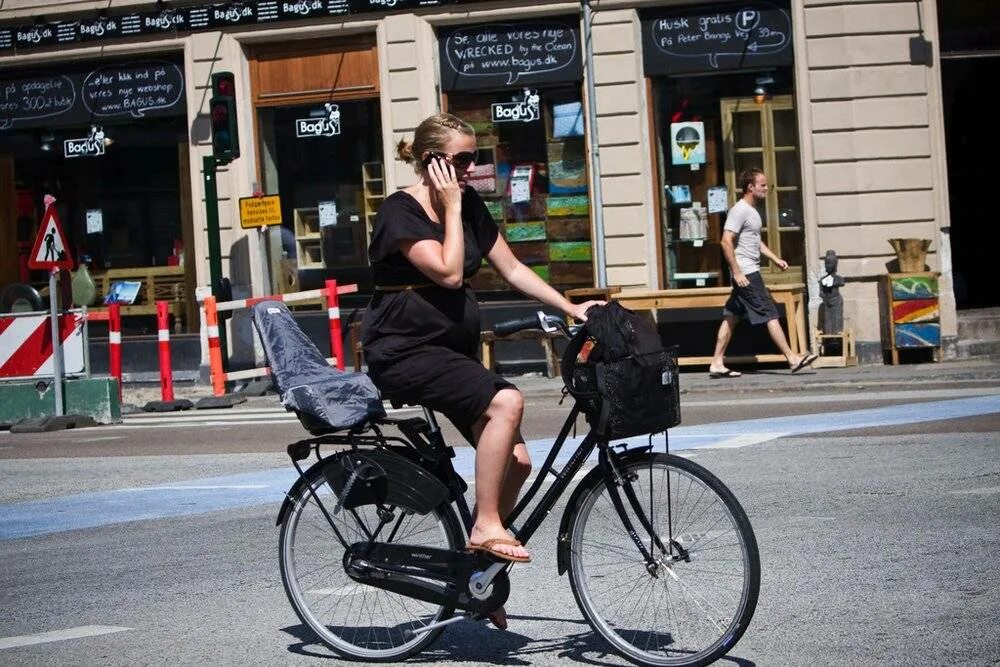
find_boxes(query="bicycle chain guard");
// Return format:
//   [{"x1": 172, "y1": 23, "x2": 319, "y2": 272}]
[{"x1": 344, "y1": 542, "x2": 510, "y2": 614}]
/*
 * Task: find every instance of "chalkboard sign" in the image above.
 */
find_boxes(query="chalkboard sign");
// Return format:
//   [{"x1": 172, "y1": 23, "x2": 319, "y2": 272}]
[
  {"x1": 0, "y1": 59, "x2": 186, "y2": 131},
  {"x1": 439, "y1": 18, "x2": 582, "y2": 92},
  {"x1": 641, "y1": 2, "x2": 793, "y2": 76}
]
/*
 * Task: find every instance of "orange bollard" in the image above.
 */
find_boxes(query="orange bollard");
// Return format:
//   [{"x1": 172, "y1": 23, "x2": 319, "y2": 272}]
[
  {"x1": 204, "y1": 295, "x2": 226, "y2": 396},
  {"x1": 156, "y1": 301, "x2": 175, "y2": 402},
  {"x1": 108, "y1": 303, "x2": 123, "y2": 402},
  {"x1": 325, "y1": 279, "x2": 345, "y2": 371}
]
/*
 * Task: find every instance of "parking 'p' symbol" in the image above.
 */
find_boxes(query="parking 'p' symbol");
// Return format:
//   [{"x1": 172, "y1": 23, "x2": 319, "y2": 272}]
[{"x1": 736, "y1": 10, "x2": 760, "y2": 31}]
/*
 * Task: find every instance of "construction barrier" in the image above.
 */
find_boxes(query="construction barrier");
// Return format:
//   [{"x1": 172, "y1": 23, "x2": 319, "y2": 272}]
[
  {"x1": 157, "y1": 301, "x2": 175, "y2": 402},
  {"x1": 0, "y1": 310, "x2": 87, "y2": 380},
  {"x1": 85, "y1": 304, "x2": 123, "y2": 401},
  {"x1": 204, "y1": 279, "x2": 356, "y2": 396}
]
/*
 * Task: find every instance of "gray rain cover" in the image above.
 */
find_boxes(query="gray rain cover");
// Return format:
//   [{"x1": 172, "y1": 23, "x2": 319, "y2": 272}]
[{"x1": 251, "y1": 300, "x2": 385, "y2": 432}]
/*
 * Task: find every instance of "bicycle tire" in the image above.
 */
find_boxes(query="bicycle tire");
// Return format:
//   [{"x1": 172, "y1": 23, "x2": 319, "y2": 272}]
[
  {"x1": 566, "y1": 452, "x2": 760, "y2": 666},
  {"x1": 279, "y1": 455, "x2": 464, "y2": 661}
]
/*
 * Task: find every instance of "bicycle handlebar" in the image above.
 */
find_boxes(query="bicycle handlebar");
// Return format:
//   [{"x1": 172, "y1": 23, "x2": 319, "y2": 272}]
[{"x1": 492, "y1": 311, "x2": 580, "y2": 338}]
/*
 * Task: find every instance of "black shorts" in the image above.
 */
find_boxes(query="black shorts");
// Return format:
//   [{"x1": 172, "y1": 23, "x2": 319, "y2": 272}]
[
  {"x1": 723, "y1": 271, "x2": 779, "y2": 325},
  {"x1": 367, "y1": 344, "x2": 517, "y2": 444}
]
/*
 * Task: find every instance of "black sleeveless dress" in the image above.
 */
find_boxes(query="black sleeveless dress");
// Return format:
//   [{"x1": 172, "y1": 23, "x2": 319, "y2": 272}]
[{"x1": 361, "y1": 188, "x2": 516, "y2": 437}]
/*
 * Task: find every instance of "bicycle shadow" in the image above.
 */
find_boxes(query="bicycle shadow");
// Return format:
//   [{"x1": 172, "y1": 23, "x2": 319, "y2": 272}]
[{"x1": 281, "y1": 616, "x2": 755, "y2": 666}]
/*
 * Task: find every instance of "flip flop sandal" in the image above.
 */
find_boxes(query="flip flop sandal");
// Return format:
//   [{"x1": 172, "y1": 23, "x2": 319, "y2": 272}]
[
  {"x1": 708, "y1": 369, "x2": 742, "y2": 379},
  {"x1": 466, "y1": 537, "x2": 531, "y2": 563},
  {"x1": 792, "y1": 353, "x2": 819, "y2": 373}
]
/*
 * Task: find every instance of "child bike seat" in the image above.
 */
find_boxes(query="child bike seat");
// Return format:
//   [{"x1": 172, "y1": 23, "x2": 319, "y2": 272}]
[{"x1": 251, "y1": 300, "x2": 385, "y2": 434}]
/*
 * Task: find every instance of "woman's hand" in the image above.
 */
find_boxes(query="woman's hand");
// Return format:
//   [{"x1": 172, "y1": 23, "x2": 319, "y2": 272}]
[
  {"x1": 426, "y1": 156, "x2": 462, "y2": 213},
  {"x1": 567, "y1": 300, "x2": 605, "y2": 323}
]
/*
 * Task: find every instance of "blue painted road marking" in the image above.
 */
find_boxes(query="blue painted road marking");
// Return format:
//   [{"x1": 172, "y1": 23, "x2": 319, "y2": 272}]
[{"x1": 2, "y1": 395, "x2": 998, "y2": 541}]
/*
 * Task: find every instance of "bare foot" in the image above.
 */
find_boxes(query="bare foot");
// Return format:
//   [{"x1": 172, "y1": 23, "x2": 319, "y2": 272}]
[
  {"x1": 468, "y1": 524, "x2": 530, "y2": 561},
  {"x1": 487, "y1": 606, "x2": 508, "y2": 630}
]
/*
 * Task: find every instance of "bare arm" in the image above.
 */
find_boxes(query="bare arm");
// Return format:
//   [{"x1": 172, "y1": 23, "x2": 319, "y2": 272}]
[
  {"x1": 487, "y1": 235, "x2": 602, "y2": 321},
  {"x1": 398, "y1": 158, "x2": 465, "y2": 288},
  {"x1": 759, "y1": 240, "x2": 788, "y2": 271},
  {"x1": 721, "y1": 230, "x2": 749, "y2": 287}
]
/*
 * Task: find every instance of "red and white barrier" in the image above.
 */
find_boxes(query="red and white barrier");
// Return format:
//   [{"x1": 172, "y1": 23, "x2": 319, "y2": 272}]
[
  {"x1": 0, "y1": 311, "x2": 86, "y2": 380},
  {"x1": 156, "y1": 301, "x2": 175, "y2": 402},
  {"x1": 204, "y1": 279, "x2": 356, "y2": 396}
]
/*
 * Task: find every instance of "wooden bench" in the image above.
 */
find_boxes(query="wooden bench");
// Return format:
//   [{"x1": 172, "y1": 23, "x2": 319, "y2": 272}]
[
  {"x1": 612, "y1": 283, "x2": 809, "y2": 367},
  {"x1": 89, "y1": 266, "x2": 188, "y2": 333},
  {"x1": 480, "y1": 329, "x2": 561, "y2": 378}
]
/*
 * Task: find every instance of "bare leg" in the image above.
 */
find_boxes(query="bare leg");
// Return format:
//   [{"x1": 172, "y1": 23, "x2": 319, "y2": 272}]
[
  {"x1": 709, "y1": 314, "x2": 740, "y2": 373},
  {"x1": 765, "y1": 318, "x2": 808, "y2": 366},
  {"x1": 468, "y1": 389, "x2": 530, "y2": 561}
]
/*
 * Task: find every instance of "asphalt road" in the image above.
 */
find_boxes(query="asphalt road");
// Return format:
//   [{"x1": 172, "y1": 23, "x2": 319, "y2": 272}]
[{"x1": 1, "y1": 377, "x2": 999, "y2": 665}]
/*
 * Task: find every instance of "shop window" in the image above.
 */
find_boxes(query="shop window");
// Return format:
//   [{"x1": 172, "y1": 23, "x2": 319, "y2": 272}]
[
  {"x1": 257, "y1": 99, "x2": 382, "y2": 294},
  {"x1": 651, "y1": 74, "x2": 803, "y2": 289},
  {"x1": 4, "y1": 118, "x2": 189, "y2": 276},
  {"x1": 446, "y1": 86, "x2": 593, "y2": 295}
]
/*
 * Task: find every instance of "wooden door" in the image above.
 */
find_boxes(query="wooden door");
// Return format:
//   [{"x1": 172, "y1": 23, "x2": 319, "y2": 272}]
[{"x1": 721, "y1": 95, "x2": 804, "y2": 284}]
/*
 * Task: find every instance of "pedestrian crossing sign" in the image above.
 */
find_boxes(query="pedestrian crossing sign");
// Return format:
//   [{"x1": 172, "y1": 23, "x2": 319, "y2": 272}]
[{"x1": 28, "y1": 204, "x2": 74, "y2": 271}]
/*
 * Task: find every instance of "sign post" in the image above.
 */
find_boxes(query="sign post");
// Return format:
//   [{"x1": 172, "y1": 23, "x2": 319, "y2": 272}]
[
  {"x1": 27, "y1": 196, "x2": 75, "y2": 416},
  {"x1": 239, "y1": 192, "x2": 282, "y2": 296}
]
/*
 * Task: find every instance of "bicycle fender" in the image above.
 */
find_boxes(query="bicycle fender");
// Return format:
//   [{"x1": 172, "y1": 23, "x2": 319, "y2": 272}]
[
  {"x1": 276, "y1": 450, "x2": 451, "y2": 526},
  {"x1": 555, "y1": 449, "x2": 652, "y2": 576}
]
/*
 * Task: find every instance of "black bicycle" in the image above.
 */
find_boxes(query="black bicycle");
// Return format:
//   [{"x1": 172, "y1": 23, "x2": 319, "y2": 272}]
[{"x1": 253, "y1": 302, "x2": 760, "y2": 666}]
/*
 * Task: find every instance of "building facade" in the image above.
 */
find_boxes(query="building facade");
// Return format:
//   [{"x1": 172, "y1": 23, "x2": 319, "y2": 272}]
[{"x1": 1, "y1": 0, "x2": 989, "y2": 363}]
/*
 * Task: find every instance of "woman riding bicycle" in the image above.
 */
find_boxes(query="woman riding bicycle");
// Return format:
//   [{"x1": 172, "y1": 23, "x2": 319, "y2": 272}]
[{"x1": 361, "y1": 113, "x2": 601, "y2": 574}]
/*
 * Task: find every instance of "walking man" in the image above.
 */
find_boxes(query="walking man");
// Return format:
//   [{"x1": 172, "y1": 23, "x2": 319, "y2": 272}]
[{"x1": 708, "y1": 167, "x2": 817, "y2": 378}]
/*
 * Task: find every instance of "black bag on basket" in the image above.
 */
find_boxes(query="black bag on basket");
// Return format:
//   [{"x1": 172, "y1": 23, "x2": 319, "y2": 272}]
[{"x1": 561, "y1": 302, "x2": 680, "y2": 439}]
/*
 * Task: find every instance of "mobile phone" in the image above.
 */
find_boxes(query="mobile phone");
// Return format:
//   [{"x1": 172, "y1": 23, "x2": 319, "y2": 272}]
[{"x1": 422, "y1": 151, "x2": 446, "y2": 168}]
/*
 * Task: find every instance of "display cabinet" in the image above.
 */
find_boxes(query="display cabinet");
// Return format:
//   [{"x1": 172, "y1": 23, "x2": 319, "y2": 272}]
[
  {"x1": 361, "y1": 161, "x2": 384, "y2": 242},
  {"x1": 293, "y1": 207, "x2": 323, "y2": 269},
  {"x1": 879, "y1": 272, "x2": 941, "y2": 364}
]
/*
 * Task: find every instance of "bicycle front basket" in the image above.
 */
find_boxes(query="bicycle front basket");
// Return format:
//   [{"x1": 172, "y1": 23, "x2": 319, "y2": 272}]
[{"x1": 569, "y1": 346, "x2": 681, "y2": 439}]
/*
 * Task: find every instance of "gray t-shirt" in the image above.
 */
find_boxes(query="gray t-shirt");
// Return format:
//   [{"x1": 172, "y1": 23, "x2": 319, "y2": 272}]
[{"x1": 723, "y1": 199, "x2": 762, "y2": 275}]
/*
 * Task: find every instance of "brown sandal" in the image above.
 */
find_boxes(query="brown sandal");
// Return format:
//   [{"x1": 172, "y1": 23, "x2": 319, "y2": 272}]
[{"x1": 465, "y1": 537, "x2": 531, "y2": 563}]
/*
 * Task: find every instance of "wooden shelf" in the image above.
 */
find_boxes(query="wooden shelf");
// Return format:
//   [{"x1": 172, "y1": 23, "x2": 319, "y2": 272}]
[
  {"x1": 294, "y1": 207, "x2": 323, "y2": 269},
  {"x1": 361, "y1": 162, "x2": 384, "y2": 246}
]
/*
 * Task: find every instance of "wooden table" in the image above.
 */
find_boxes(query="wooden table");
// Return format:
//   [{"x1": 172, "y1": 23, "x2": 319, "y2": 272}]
[{"x1": 612, "y1": 283, "x2": 808, "y2": 367}]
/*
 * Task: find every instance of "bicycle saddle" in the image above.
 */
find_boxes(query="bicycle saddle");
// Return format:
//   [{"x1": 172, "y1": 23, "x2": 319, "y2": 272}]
[{"x1": 251, "y1": 300, "x2": 385, "y2": 434}]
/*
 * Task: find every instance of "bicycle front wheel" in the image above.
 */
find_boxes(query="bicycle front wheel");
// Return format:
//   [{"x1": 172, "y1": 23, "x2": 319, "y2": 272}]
[
  {"x1": 566, "y1": 453, "x2": 760, "y2": 666},
  {"x1": 279, "y1": 457, "x2": 464, "y2": 662}
]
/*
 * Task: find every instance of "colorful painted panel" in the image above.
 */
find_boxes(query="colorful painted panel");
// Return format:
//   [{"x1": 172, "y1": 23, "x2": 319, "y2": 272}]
[
  {"x1": 505, "y1": 221, "x2": 546, "y2": 242},
  {"x1": 546, "y1": 217, "x2": 590, "y2": 241},
  {"x1": 547, "y1": 195, "x2": 589, "y2": 217},
  {"x1": 890, "y1": 275, "x2": 938, "y2": 300},
  {"x1": 891, "y1": 298, "x2": 939, "y2": 323},
  {"x1": 894, "y1": 322, "x2": 940, "y2": 348},
  {"x1": 484, "y1": 199, "x2": 504, "y2": 220},
  {"x1": 530, "y1": 265, "x2": 550, "y2": 281},
  {"x1": 549, "y1": 241, "x2": 592, "y2": 262}
]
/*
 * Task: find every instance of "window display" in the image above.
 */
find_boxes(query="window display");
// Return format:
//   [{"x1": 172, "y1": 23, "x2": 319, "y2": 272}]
[
  {"x1": 257, "y1": 99, "x2": 382, "y2": 294},
  {"x1": 447, "y1": 86, "x2": 593, "y2": 293}
]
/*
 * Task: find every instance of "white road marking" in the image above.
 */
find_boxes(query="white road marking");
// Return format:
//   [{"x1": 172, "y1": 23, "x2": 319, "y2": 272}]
[
  {"x1": 0, "y1": 625, "x2": 131, "y2": 650},
  {"x1": 117, "y1": 485, "x2": 269, "y2": 492}
]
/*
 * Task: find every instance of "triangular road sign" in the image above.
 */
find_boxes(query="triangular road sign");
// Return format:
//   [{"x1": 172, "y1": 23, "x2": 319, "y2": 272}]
[{"x1": 28, "y1": 205, "x2": 74, "y2": 271}]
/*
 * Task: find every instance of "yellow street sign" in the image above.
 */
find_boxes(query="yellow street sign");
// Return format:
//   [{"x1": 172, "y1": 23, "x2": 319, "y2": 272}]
[{"x1": 239, "y1": 195, "x2": 282, "y2": 229}]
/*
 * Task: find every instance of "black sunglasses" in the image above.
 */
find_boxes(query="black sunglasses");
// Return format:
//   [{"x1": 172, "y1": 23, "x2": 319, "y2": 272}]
[{"x1": 425, "y1": 150, "x2": 478, "y2": 170}]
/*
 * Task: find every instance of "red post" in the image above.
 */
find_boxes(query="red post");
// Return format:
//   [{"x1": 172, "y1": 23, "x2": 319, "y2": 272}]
[
  {"x1": 108, "y1": 303, "x2": 123, "y2": 402},
  {"x1": 156, "y1": 301, "x2": 174, "y2": 401},
  {"x1": 325, "y1": 279, "x2": 345, "y2": 370},
  {"x1": 204, "y1": 296, "x2": 227, "y2": 396}
]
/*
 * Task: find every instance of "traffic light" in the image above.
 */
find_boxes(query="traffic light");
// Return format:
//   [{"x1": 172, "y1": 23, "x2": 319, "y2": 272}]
[{"x1": 209, "y1": 71, "x2": 239, "y2": 164}]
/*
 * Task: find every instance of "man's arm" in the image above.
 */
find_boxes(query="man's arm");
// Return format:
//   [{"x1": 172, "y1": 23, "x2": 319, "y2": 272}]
[
  {"x1": 759, "y1": 241, "x2": 788, "y2": 271},
  {"x1": 721, "y1": 230, "x2": 749, "y2": 287}
]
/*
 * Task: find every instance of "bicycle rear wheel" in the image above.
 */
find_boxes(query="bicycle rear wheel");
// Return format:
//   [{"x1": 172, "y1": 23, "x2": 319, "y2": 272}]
[
  {"x1": 279, "y1": 456, "x2": 464, "y2": 661},
  {"x1": 566, "y1": 452, "x2": 760, "y2": 666}
]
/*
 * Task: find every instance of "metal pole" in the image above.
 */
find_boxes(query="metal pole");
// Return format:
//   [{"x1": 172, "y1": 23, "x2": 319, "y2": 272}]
[
  {"x1": 203, "y1": 156, "x2": 223, "y2": 296},
  {"x1": 48, "y1": 269, "x2": 64, "y2": 416},
  {"x1": 582, "y1": 0, "x2": 608, "y2": 289},
  {"x1": 203, "y1": 155, "x2": 229, "y2": 365}
]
